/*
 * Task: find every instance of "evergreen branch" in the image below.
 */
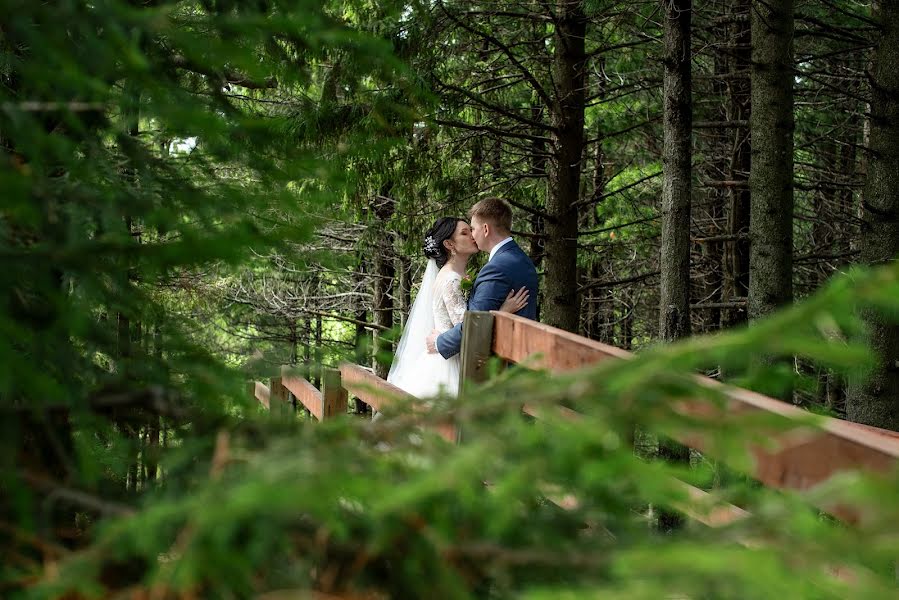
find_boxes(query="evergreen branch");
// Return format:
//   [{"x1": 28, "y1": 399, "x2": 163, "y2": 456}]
[
  {"x1": 578, "y1": 270, "x2": 660, "y2": 294},
  {"x1": 437, "y1": 1, "x2": 554, "y2": 109},
  {"x1": 169, "y1": 54, "x2": 277, "y2": 90},
  {"x1": 433, "y1": 118, "x2": 552, "y2": 144},
  {"x1": 585, "y1": 35, "x2": 658, "y2": 60},
  {"x1": 435, "y1": 80, "x2": 556, "y2": 133},
  {"x1": 574, "y1": 171, "x2": 663, "y2": 208},
  {"x1": 584, "y1": 117, "x2": 660, "y2": 145},
  {"x1": 578, "y1": 215, "x2": 660, "y2": 236}
]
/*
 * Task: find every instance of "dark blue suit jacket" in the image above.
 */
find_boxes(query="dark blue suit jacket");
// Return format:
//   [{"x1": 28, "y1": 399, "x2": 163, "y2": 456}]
[{"x1": 436, "y1": 239, "x2": 539, "y2": 359}]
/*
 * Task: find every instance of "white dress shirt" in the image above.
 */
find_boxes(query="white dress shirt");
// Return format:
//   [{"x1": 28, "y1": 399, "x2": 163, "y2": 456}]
[{"x1": 488, "y1": 237, "x2": 514, "y2": 262}]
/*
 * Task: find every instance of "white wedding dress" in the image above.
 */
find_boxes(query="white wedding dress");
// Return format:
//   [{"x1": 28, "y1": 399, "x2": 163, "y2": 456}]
[{"x1": 387, "y1": 260, "x2": 465, "y2": 398}]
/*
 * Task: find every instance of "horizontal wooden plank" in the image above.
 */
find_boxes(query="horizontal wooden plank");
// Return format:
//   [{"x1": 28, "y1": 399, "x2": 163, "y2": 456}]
[
  {"x1": 495, "y1": 312, "x2": 899, "y2": 524},
  {"x1": 492, "y1": 312, "x2": 631, "y2": 372},
  {"x1": 281, "y1": 366, "x2": 324, "y2": 420},
  {"x1": 338, "y1": 363, "x2": 456, "y2": 441},
  {"x1": 338, "y1": 363, "x2": 416, "y2": 414},
  {"x1": 254, "y1": 381, "x2": 270, "y2": 409},
  {"x1": 688, "y1": 380, "x2": 899, "y2": 521},
  {"x1": 522, "y1": 402, "x2": 749, "y2": 529},
  {"x1": 675, "y1": 480, "x2": 751, "y2": 529},
  {"x1": 839, "y1": 418, "x2": 899, "y2": 442}
]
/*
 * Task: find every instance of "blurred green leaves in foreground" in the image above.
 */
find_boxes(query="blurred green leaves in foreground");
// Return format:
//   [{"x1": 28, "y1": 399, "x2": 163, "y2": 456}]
[
  {"x1": 19, "y1": 261, "x2": 899, "y2": 599},
  {"x1": 3, "y1": 1, "x2": 899, "y2": 599}
]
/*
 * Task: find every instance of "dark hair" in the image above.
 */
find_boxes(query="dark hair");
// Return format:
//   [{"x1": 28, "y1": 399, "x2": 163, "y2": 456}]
[
  {"x1": 469, "y1": 196, "x2": 512, "y2": 234},
  {"x1": 423, "y1": 217, "x2": 464, "y2": 268}
]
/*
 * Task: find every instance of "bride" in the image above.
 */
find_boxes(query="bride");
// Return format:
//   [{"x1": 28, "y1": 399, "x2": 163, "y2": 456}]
[{"x1": 387, "y1": 217, "x2": 528, "y2": 398}]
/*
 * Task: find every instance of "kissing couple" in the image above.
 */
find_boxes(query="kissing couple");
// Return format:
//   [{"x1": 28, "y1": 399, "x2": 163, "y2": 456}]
[{"x1": 387, "y1": 197, "x2": 539, "y2": 398}]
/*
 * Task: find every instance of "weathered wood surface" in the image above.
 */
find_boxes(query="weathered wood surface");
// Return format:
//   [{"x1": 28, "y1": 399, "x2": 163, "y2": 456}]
[
  {"x1": 688, "y1": 379, "x2": 899, "y2": 520},
  {"x1": 675, "y1": 481, "x2": 751, "y2": 529},
  {"x1": 492, "y1": 311, "x2": 631, "y2": 372},
  {"x1": 493, "y1": 311, "x2": 899, "y2": 523},
  {"x1": 322, "y1": 367, "x2": 348, "y2": 419},
  {"x1": 253, "y1": 381, "x2": 271, "y2": 409},
  {"x1": 459, "y1": 311, "x2": 495, "y2": 389},
  {"x1": 282, "y1": 366, "x2": 325, "y2": 420},
  {"x1": 522, "y1": 402, "x2": 749, "y2": 529},
  {"x1": 338, "y1": 362, "x2": 415, "y2": 414},
  {"x1": 270, "y1": 376, "x2": 291, "y2": 419},
  {"x1": 338, "y1": 363, "x2": 455, "y2": 442}
]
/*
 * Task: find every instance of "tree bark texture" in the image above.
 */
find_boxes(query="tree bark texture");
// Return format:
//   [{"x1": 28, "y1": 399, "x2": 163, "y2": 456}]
[
  {"x1": 659, "y1": 0, "x2": 693, "y2": 343},
  {"x1": 544, "y1": 0, "x2": 587, "y2": 333},
  {"x1": 748, "y1": 0, "x2": 794, "y2": 323},
  {"x1": 848, "y1": 2, "x2": 899, "y2": 431},
  {"x1": 723, "y1": 0, "x2": 751, "y2": 329},
  {"x1": 372, "y1": 196, "x2": 395, "y2": 380},
  {"x1": 657, "y1": 0, "x2": 693, "y2": 534}
]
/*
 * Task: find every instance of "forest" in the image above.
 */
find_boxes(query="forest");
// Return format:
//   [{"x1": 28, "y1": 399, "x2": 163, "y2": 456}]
[{"x1": 3, "y1": 0, "x2": 899, "y2": 598}]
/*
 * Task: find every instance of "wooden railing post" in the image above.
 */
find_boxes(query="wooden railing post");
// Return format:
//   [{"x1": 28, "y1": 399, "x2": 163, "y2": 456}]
[
  {"x1": 251, "y1": 381, "x2": 271, "y2": 409},
  {"x1": 459, "y1": 311, "x2": 495, "y2": 391},
  {"x1": 322, "y1": 368, "x2": 347, "y2": 419},
  {"x1": 270, "y1": 376, "x2": 290, "y2": 419}
]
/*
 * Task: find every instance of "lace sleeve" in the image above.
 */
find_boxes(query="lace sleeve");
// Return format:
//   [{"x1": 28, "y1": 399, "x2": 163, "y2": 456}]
[{"x1": 441, "y1": 274, "x2": 467, "y2": 326}]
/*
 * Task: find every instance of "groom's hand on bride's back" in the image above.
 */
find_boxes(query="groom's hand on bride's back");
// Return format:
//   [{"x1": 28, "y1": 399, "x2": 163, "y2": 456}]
[{"x1": 426, "y1": 329, "x2": 439, "y2": 354}]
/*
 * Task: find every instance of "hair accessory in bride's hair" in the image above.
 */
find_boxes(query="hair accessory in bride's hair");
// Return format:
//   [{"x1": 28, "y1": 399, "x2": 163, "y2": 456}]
[
  {"x1": 424, "y1": 235, "x2": 440, "y2": 257},
  {"x1": 423, "y1": 217, "x2": 461, "y2": 265}
]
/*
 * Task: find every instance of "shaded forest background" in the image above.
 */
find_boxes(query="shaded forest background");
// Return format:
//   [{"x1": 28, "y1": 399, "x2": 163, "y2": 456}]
[{"x1": 3, "y1": 0, "x2": 899, "y2": 598}]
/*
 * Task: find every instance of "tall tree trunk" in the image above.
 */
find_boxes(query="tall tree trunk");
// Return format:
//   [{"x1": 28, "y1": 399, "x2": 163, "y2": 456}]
[
  {"x1": 397, "y1": 253, "x2": 412, "y2": 328},
  {"x1": 353, "y1": 252, "x2": 371, "y2": 414},
  {"x1": 748, "y1": 0, "x2": 794, "y2": 322},
  {"x1": 659, "y1": 0, "x2": 693, "y2": 343},
  {"x1": 544, "y1": 0, "x2": 587, "y2": 333},
  {"x1": 144, "y1": 323, "x2": 161, "y2": 483},
  {"x1": 657, "y1": 0, "x2": 693, "y2": 533},
  {"x1": 848, "y1": 2, "x2": 899, "y2": 431},
  {"x1": 529, "y1": 92, "x2": 547, "y2": 270},
  {"x1": 304, "y1": 317, "x2": 313, "y2": 381},
  {"x1": 372, "y1": 194, "x2": 395, "y2": 381},
  {"x1": 701, "y1": 4, "x2": 731, "y2": 333},
  {"x1": 120, "y1": 79, "x2": 142, "y2": 493},
  {"x1": 722, "y1": 0, "x2": 751, "y2": 329},
  {"x1": 373, "y1": 254, "x2": 395, "y2": 380},
  {"x1": 289, "y1": 319, "x2": 299, "y2": 365},
  {"x1": 585, "y1": 108, "x2": 607, "y2": 340},
  {"x1": 314, "y1": 314, "x2": 323, "y2": 389}
]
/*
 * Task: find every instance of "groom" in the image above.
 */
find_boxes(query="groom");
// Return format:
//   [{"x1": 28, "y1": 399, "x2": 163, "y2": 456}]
[{"x1": 426, "y1": 197, "x2": 539, "y2": 359}]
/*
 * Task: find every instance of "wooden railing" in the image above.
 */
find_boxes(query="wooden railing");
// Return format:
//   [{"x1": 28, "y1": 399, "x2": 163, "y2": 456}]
[
  {"x1": 465, "y1": 312, "x2": 899, "y2": 525},
  {"x1": 253, "y1": 365, "x2": 404, "y2": 419},
  {"x1": 251, "y1": 311, "x2": 899, "y2": 527}
]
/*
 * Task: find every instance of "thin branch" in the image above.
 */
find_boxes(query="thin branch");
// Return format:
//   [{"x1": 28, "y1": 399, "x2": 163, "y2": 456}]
[
  {"x1": 436, "y1": 80, "x2": 556, "y2": 132},
  {"x1": 579, "y1": 215, "x2": 660, "y2": 237},
  {"x1": 169, "y1": 54, "x2": 277, "y2": 90},
  {"x1": 574, "y1": 171, "x2": 663, "y2": 208},
  {"x1": 434, "y1": 118, "x2": 552, "y2": 144},
  {"x1": 578, "y1": 271, "x2": 660, "y2": 294},
  {"x1": 21, "y1": 472, "x2": 135, "y2": 517},
  {"x1": 438, "y1": 1, "x2": 554, "y2": 108}
]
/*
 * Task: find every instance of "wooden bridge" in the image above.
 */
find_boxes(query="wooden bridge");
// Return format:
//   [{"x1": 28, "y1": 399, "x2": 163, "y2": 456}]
[{"x1": 251, "y1": 311, "x2": 899, "y2": 530}]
